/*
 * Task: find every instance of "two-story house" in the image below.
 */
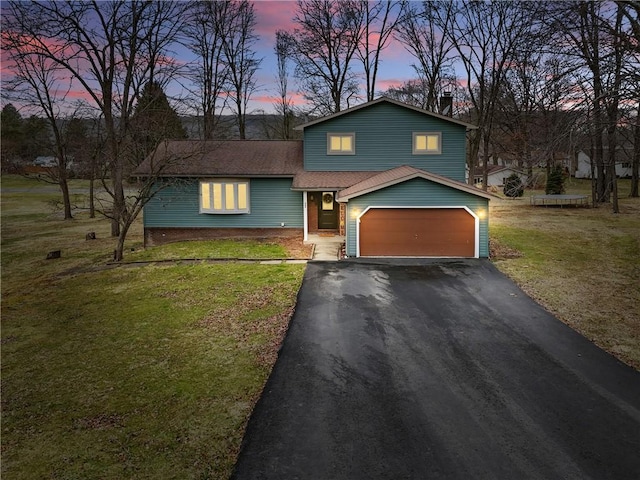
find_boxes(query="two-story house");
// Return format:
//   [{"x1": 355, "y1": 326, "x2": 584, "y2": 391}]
[{"x1": 137, "y1": 97, "x2": 492, "y2": 258}]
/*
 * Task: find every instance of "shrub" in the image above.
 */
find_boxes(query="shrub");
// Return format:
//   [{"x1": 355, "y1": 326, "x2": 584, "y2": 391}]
[
  {"x1": 546, "y1": 164, "x2": 565, "y2": 194},
  {"x1": 503, "y1": 173, "x2": 524, "y2": 197}
]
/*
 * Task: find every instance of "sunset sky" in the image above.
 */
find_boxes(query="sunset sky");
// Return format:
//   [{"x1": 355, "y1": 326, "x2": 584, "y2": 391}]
[
  {"x1": 0, "y1": 0, "x2": 418, "y2": 115},
  {"x1": 248, "y1": 0, "x2": 415, "y2": 112}
]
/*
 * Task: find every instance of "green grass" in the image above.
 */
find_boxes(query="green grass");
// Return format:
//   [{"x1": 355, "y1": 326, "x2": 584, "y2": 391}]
[
  {"x1": 1, "y1": 175, "x2": 305, "y2": 479},
  {"x1": 128, "y1": 239, "x2": 289, "y2": 261},
  {"x1": 490, "y1": 180, "x2": 640, "y2": 369}
]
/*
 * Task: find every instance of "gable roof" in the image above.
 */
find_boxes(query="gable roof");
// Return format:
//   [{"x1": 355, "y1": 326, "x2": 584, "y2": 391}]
[
  {"x1": 475, "y1": 165, "x2": 526, "y2": 177},
  {"x1": 135, "y1": 140, "x2": 303, "y2": 177},
  {"x1": 294, "y1": 97, "x2": 477, "y2": 131},
  {"x1": 337, "y1": 165, "x2": 495, "y2": 201}
]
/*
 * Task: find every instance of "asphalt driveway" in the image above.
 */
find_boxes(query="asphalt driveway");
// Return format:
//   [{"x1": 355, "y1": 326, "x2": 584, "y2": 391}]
[{"x1": 232, "y1": 260, "x2": 640, "y2": 480}]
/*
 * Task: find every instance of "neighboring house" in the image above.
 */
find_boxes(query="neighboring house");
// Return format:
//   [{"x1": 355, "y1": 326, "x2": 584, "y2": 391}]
[
  {"x1": 24, "y1": 156, "x2": 60, "y2": 175},
  {"x1": 473, "y1": 165, "x2": 527, "y2": 187},
  {"x1": 137, "y1": 97, "x2": 493, "y2": 258},
  {"x1": 574, "y1": 149, "x2": 633, "y2": 179},
  {"x1": 33, "y1": 156, "x2": 58, "y2": 167}
]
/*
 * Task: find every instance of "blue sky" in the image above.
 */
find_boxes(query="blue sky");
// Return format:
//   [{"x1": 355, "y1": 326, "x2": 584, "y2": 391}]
[{"x1": 236, "y1": 0, "x2": 416, "y2": 113}]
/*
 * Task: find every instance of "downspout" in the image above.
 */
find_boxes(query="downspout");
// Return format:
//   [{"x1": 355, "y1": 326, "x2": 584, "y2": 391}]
[{"x1": 303, "y1": 191, "x2": 308, "y2": 242}]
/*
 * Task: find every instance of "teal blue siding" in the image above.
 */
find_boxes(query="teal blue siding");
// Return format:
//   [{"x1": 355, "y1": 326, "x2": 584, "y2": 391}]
[
  {"x1": 345, "y1": 178, "x2": 489, "y2": 257},
  {"x1": 144, "y1": 178, "x2": 303, "y2": 228},
  {"x1": 304, "y1": 102, "x2": 467, "y2": 182}
]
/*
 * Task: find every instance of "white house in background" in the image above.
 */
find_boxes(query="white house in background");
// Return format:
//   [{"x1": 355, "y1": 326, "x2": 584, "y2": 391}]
[
  {"x1": 574, "y1": 150, "x2": 633, "y2": 179},
  {"x1": 474, "y1": 165, "x2": 528, "y2": 187},
  {"x1": 33, "y1": 156, "x2": 57, "y2": 167}
]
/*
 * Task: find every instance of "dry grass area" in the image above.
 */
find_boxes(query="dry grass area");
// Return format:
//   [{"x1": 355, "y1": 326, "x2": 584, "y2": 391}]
[{"x1": 490, "y1": 184, "x2": 639, "y2": 370}]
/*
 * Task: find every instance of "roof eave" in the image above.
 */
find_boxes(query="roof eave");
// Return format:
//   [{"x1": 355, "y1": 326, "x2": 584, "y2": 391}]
[
  {"x1": 294, "y1": 97, "x2": 478, "y2": 130},
  {"x1": 338, "y1": 171, "x2": 496, "y2": 202}
]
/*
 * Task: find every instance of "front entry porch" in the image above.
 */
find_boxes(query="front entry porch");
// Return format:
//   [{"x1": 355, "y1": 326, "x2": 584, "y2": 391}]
[{"x1": 303, "y1": 191, "x2": 345, "y2": 241}]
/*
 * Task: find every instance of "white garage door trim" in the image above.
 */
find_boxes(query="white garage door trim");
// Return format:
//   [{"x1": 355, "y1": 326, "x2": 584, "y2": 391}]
[{"x1": 356, "y1": 206, "x2": 480, "y2": 258}]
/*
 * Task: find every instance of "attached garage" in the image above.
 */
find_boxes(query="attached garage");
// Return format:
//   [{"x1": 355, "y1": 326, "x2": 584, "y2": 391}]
[
  {"x1": 338, "y1": 166, "x2": 494, "y2": 259},
  {"x1": 359, "y1": 207, "x2": 476, "y2": 257}
]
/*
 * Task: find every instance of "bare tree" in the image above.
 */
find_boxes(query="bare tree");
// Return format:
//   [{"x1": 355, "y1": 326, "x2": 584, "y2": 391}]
[
  {"x1": 222, "y1": 0, "x2": 262, "y2": 139},
  {"x1": 274, "y1": 30, "x2": 296, "y2": 139},
  {"x1": 4, "y1": 0, "x2": 185, "y2": 260},
  {"x1": 358, "y1": 0, "x2": 402, "y2": 102},
  {"x1": 395, "y1": 0, "x2": 457, "y2": 112},
  {"x1": 183, "y1": 1, "x2": 230, "y2": 139},
  {"x1": 382, "y1": 78, "x2": 433, "y2": 109},
  {"x1": 286, "y1": 0, "x2": 366, "y2": 115},
  {"x1": 615, "y1": 0, "x2": 640, "y2": 197},
  {"x1": 445, "y1": 1, "x2": 541, "y2": 188},
  {"x1": 1, "y1": 30, "x2": 74, "y2": 218},
  {"x1": 549, "y1": 1, "x2": 635, "y2": 211}
]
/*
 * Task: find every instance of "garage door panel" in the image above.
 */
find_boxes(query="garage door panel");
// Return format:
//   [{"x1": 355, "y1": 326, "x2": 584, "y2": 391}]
[{"x1": 360, "y1": 208, "x2": 475, "y2": 257}]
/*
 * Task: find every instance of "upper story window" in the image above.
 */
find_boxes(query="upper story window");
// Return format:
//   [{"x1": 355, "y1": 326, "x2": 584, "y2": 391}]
[
  {"x1": 413, "y1": 132, "x2": 441, "y2": 154},
  {"x1": 327, "y1": 133, "x2": 355, "y2": 155},
  {"x1": 200, "y1": 180, "x2": 249, "y2": 214}
]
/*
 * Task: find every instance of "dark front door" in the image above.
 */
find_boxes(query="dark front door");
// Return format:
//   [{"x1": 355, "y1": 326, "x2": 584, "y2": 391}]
[{"x1": 318, "y1": 192, "x2": 338, "y2": 230}]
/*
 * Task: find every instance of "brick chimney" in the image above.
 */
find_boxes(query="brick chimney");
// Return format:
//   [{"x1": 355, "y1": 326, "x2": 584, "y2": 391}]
[{"x1": 440, "y1": 91, "x2": 453, "y2": 116}]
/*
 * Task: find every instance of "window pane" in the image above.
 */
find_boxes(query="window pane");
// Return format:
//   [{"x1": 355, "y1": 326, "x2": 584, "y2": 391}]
[
  {"x1": 213, "y1": 183, "x2": 222, "y2": 210},
  {"x1": 201, "y1": 183, "x2": 210, "y2": 209},
  {"x1": 237, "y1": 183, "x2": 247, "y2": 210},
  {"x1": 416, "y1": 135, "x2": 427, "y2": 151},
  {"x1": 330, "y1": 136, "x2": 341, "y2": 151},
  {"x1": 225, "y1": 183, "x2": 235, "y2": 210},
  {"x1": 427, "y1": 134, "x2": 439, "y2": 151},
  {"x1": 341, "y1": 136, "x2": 352, "y2": 151}
]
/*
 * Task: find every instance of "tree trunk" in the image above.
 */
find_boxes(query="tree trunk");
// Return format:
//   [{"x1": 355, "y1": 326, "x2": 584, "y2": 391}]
[
  {"x1": 89, "y1": 177, "x2": 95, "y2": 218},
  {"x1": 589, "y1": 137, "x2": 597, "y2": 207},
  {"x1": 605, "y1": 125, "x2": 619, "y2": 213},
  {"x1": 89, "y1": 156, "x2": 95, "y2": 218},
  {"x1": 467, "y1": 130, "x2": 480, "y2": 186},
  {"x1": 482, "y1": 133, "x2": 490, "y2": 191},
  {"x1": 59, "y1": 176, "x2": 73, "y2": 219},
  {"x1": 114, "y1": 229, "x2": 125, "y2": 262},
  {"x1": 631, "y1": 100, "x2": 640, "y2": 198}
]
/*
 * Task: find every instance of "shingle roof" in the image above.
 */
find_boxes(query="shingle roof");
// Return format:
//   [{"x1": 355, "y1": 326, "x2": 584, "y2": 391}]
[
  {"x1": 134, "y1": 140, "x2": 303, "y2": 177},
  {"x1": 475, "y1": 165, "x2": 526, "y2": 176},
  {"x1": 295, "y1": 97, "x2": 477, "y2": 130},
  {"x1": 291, "y1": 171, "x2": 378, "y2": 190},
  {"x1": 337, "y1": 165, "x2": 495, "y2": 201}
]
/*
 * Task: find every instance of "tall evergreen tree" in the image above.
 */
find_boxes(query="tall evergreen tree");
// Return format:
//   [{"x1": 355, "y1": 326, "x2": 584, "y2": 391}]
[
  {"x1": 0, "y1": 104, "x2": 24, "y2": 169},
  {"x1": 21, "y1": 115, "x2": 52, "y2": 161},
  {"x1": 546, "y1": 164, "x2": 566, "y2": 195},
  {"x1": 130, "y1": 81, "x2": 187, "y2": 165}
]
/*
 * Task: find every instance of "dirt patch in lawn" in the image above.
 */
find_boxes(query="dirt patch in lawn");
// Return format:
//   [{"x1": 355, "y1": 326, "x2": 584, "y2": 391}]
[{"x1": 275, "y1": 235, "x2": 314, "y2": 259}]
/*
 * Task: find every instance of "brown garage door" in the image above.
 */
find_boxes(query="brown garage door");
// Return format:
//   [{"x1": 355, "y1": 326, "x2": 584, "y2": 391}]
[{"x1": 359, "y1": 208, "x2": 475, "y2": 257}]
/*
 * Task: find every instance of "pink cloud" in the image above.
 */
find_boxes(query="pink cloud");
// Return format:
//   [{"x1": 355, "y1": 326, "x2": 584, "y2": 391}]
[
  {"x1": 252, "y1": 91, "x2": 306, "y2": 106},
  {"x1": 376, "y1": 78, "x2": 407, "y2": 91},
  {"x1": 253, "y1": 1, "x2": 299, "y2": 42}
]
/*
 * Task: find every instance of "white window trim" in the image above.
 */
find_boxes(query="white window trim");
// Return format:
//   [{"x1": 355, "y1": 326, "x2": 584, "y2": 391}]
[
  {"x1": 413, "y1": 132, "x2": 442, "y2": 155},
  {"x1": 327, "y1": 132, "x2": 355, "y2": 155},
  {"x1": 199, "y1": 179, "x2": 250, "y2": 214}
]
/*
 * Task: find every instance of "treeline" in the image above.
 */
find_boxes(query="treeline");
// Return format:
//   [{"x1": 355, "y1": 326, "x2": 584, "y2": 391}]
[{"x1": 1, "y1": 1, "x2": 638, "y2": 258}]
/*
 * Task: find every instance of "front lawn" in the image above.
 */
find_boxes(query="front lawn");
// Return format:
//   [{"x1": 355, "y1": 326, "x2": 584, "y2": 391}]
[{"x1": 1, "y1": 175, "x2": 305, "y2": 479}]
